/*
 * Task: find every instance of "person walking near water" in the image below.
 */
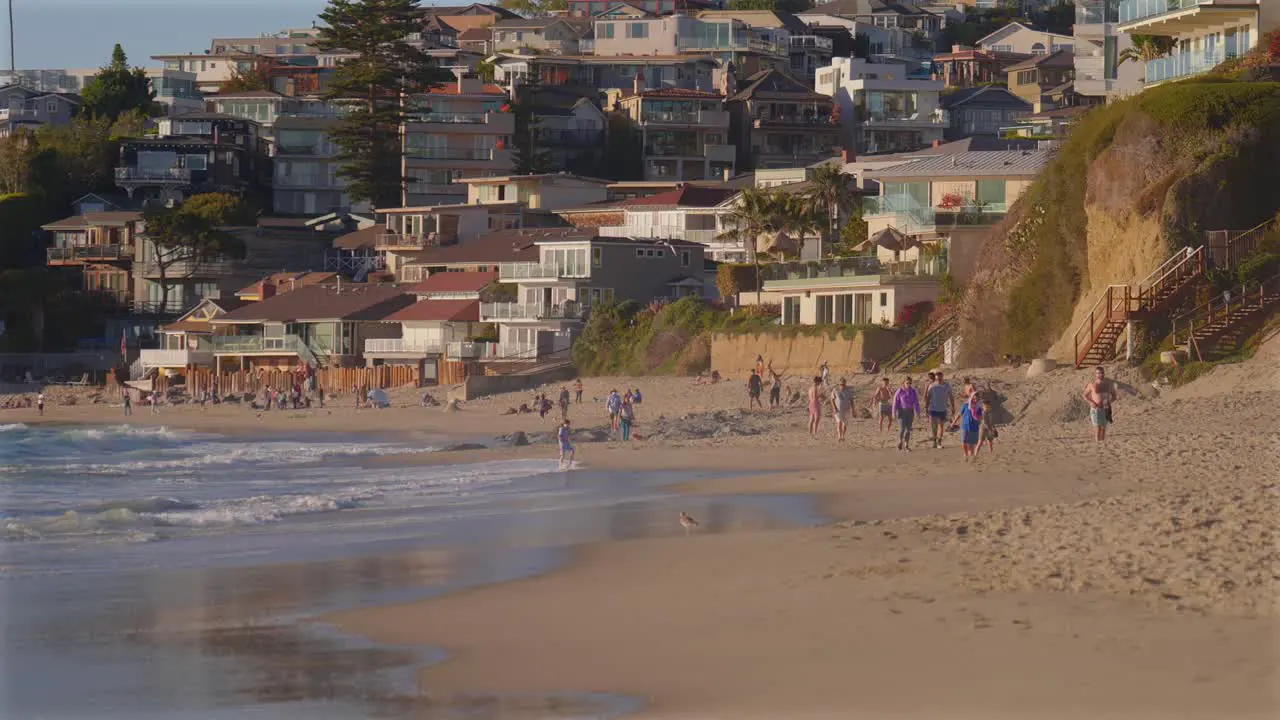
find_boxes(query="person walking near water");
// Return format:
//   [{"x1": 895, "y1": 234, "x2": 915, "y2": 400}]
[
  {"x1": 150, "y1": 391, "x2": 160, "y2": 415},
  {"x1": 1082, "y1": 366, "x2": 1116, "y2": 442},
  {"x1": 606, "y1": 389, "x2": 622, "y2": 430},
  {"x1": 872, "y1": 377, "x2": 893, "y2": 434},
  {"x1": 925, "y1": 371, "x2": 956, "y2": 449},
  {"x1": 951, "y1": 393, "x2": 983, "y2": 460},
  {"x1": 977, "y1": 399, "x2": 998, "y2": 455},
  {"x1": 892, "y1": 377, "x2": 921, "y2": 451},
  {"x1": 122, "y1": 389, "x2": 132, "y2": 416},
  {"x1": 558, "y1": 386, "x2": 571, "y2": 419},
  {"x1": 37, "y1": 391, "x2": 45, "y2": 416},
  {"x1": 830, "y1": 378, "x2": 854, "y2": 442},
  {"x1": 819, "y1": 361, "x2": 830, "y2": 387},
  {"x1": 619, "y1": 397, "x2": 635, "y2": 441},
  {"x1": 768, "y1": 363, "x2": 783, "y2": 409},
  {"x1": 747, "y1": 369, "x2": 764, "y2": 410},
  {"x1": 574, "y1": 378, "x2": 583, "y2": 404},
  {"x1": 807, "y1": 376, "x2": 823, "y2": 436},
  {"x1": 558, "y1": 419, "x2": 576, "y2": 467}
]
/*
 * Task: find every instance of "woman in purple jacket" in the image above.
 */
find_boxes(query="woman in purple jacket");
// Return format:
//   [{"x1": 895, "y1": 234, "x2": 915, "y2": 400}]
[{"x1": 892, "y1": 377, "x2": 922, "y2": 451}]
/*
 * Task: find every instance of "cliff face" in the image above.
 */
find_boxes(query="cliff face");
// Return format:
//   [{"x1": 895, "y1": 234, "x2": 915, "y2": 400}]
[{"x1": 960, "y1": 78, "x2": 1280, "y2": 366}]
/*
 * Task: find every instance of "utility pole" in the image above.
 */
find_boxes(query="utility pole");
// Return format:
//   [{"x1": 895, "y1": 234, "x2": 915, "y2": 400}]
[{"x1": 8, "y1": 0, "x2": 14, "y2": 73}]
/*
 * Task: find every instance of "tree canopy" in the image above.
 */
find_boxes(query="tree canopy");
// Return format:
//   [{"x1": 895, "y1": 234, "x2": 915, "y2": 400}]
[
  {"x1": 316, "y1": 0, "x2": 450, "y2": 208},
  {"x1": 80, "y1": 44, "x2": 157, "y2": 120},
  {"x1": 500, "y1": 0, "x2": 567, "y2": 16},
  {"x1": 728, "y1": 0, "x2": 811, "y2": 12},
  {"x1": 142, "y1": 204, "x2": 247, "y2": 312},
  {"x1": 180, "y1": 193, "x2": 258, "y2": 226}
]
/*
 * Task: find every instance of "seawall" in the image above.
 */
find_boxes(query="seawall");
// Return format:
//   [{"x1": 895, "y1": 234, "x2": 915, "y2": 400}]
[{"x1": 710, "y1": 329, "x2": 904, "y2": 378}]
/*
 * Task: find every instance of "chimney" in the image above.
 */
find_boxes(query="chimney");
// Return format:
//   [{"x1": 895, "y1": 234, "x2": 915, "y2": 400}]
[
  {"x1": 259, "y1": 280, "x2": 276, "y2": 300},
  {"x1": 840, "y1": 147, "x2": 855, "y2": 164},
  {"x1": 722, "y1": 167, "x2": 732, "y2": 182},
  {"x1": 932, "y1": 139, "x2": 941, "y2": 148},
  {"x1": 633, "y1": 69, "x2": 644, "y2": 95}
]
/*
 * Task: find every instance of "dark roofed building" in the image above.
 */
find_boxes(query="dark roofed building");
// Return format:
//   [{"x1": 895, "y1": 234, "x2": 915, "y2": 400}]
[
  {"x1": 403, "y1": 270, "x2": 498, "y2": 298},
  {"x1": 727, "y1": 69, "x2": 839, "y2": 170},
  {"x1": 215, "y1": 283, "x2": 415, "y2": 324},
  {"x1": 939, "y1": 85, "x2": 1032, "y2": 140}
]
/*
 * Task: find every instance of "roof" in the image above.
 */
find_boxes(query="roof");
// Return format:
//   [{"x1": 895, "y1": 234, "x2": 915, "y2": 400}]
[
  {"x1": 423, "y1": 82, "x2": 506, "y2": 95},
  {"x1": 403, "y1": 270, "x2": 498, "y2": 294},
  {"x1": 210, "y1": 90, "x2": 286, "y2": 99},
  {"x1": 457, "y1": 173, "x2": 610, "y2": 185},
  {"x1": 432, "y1": 3, "x2": 520, "y2": 18},
  {"x1": 869, "y1": 150, "x2": 1049, "y2": 180},
  {"x1": 492, "y1": 17, "x2": 567, "y2": 30},
  {"x1": 42, "y1": 211, "x2": 142, "y2": 230},
  {"x1": 619, "y1": 186, "x2": 741, "y2": 210},
  {"x1": 333, "y1": 225, "x2": 382, "y2": 250},
  {"x1": 167, "y1": 111, "x2": 258, "y2": 123},
  {"x1": 695, "y1": 10, "x2": 808, "y2": 34},
  {"x1": 214, "y1": 284, "x2": 416, "y2": 323},
  {"x1": 458, "y1": 27, "x2": 492, "y2": 41},
  {"x1": 730, "y1": 68, "x2": 831, "y2": 102},
  {"x1": 235, "y1": 271, "x2": 338, "y2": 296},
  {"x1": 400, "y1": 228, "x2": 547, "y2": 266},
  {"x1": 1029, "y1": 105, "x2": 1093, "y2": 120},
  {"x1": 1005, "y1": 50, "x2": 1075, "y2": 73},
  {"x1": 939, "y1": 85, "x2": 1033, "y2": 110},
  {"x1": 976, "y1": 22, "x2": 1074, "y2": 48},
  {"x1": 382, "y1": 299, "x2": 481, "y2": 323}
]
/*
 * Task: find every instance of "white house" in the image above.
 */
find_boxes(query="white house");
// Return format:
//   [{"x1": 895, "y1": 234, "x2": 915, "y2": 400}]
[
  {"x1": 975, "y1": 21, "x2": 1074, "y2": 56},
  {"x1": 1117, "y1": 0, "x2": 1274, "y2": 87},
  {"x1": 815, "y1": 58, "x2": 947, "y2": 154}
]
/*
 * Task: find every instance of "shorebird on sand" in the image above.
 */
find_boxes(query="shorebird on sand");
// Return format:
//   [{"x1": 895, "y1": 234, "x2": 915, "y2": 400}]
[{"x1": 679, "y1": 512, "x2": 699, "y2": 535}]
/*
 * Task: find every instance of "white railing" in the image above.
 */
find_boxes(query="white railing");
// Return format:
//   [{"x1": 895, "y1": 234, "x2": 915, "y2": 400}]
[
  {"x1": 1145, "y1": 47, "x2": 1229, "y2": 84},
  {"x1": 138, "y1": 348, "x2": 215, "y2": 368},
  {"x1": 498, "y1": 262, "x2": 591, "y2": 281},
  {"x1": 446, "y1": 341, "x2": 496, "y2": 360},
  {"x1": 790, "y1": 35, "x2": 834, "y2": 51},
  {"x1": 480, "y1": 302, "x2": 587, "y2": 320},
  {"x1": 116, "y1": 167, "x2": 193, "y2": 182},
  {"x1": 363, "y1": 338, "x2": 443, "y2": 355},
  {"x1": 1118, "y1": 0, "x2": 1208, "y2": 25}
]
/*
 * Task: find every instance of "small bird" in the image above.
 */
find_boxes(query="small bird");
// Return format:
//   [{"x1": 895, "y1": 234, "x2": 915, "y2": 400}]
[{"x1": 679, "y1": 512, "x2": 699, "y2": 535}]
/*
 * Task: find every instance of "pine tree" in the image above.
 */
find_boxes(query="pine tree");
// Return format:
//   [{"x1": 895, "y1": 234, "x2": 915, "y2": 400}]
[
  {"x1": 81, "y1": 45, "x2": 156, "y2": 120},
  {"x1": 316, "y1": 0, "x2": 449, "y2": 208},
  {"x1": 510, "y1": 77, "x2": 555, "y2": 175}
]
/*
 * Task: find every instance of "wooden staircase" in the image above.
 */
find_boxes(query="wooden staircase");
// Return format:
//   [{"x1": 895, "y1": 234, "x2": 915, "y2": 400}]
[
  {"x1": 1173, "y1": 275, "x2": 1280, "y2": 360},
  {"x1": 884, "y1": 314, "x2": 957, "y2": 371}
]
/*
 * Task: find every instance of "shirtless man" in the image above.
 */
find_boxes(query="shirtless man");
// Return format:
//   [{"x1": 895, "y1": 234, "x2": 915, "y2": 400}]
[
  {"x1": 871, "y1": 377, "x2": 894, "y2": 434},
  {"x1": 1082, "y1": 366, "x2": 1116, "y2": 442}
]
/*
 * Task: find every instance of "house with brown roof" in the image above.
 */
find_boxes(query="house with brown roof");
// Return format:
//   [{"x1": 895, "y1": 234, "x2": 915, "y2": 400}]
[
  {"x1": 616, "y1": 88, "x2": 735, "y2": 182},
  {"x1": 1005, "y1": 50, "x2": 1075, "y2": 113},
  {"x1": 405, "y1": 75, "x2": 513, "y2": 207},
  {"x1": 727, "y1": 68, "x2": 840, "y2": 170},
  {"x1": 138, "y1": 296, "x2": 251, "y2": 373},
  {"x1": 580, "y1": 185, "x2": 743, "y2": 259},
  {"x1": 208, "y1": 283, "x2": 416, "y2": 371},
  {"x1": 491, "y1": 18, "x2": 582, "y2": 54},
  {"x1": 363, "y1": 272, "x2": 495, "y2": 367},
  {"x1": 235, "y1": 272, "x2": 338, "y2": 301},
  {"x1": 42, "y1": 211, "x2": 144, "y2": 311}
]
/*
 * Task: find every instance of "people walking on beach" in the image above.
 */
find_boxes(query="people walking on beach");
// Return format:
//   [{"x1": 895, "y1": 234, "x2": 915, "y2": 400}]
[
  {"x1": 807, "y1": 376, "x2": 823, "y2": 436},
  {"x1": 925, "y1": 371, "x2": 956, "y2": 449},
  {"x1": 37, "y1": 391, "x2": 45, "y2": 416},
  {"x1": 768, "y1": 363, "x2": 782, "y2": 409},
  {"x1": 574, "y1": 378, "x2": 583, "y2": 403},
  {"x1": 830, "y1": 378, "x2": 854, "y2": 442},
  {"x1": 892, "y1": 377, "x2": 921, "y2": 451},
  {"x1": 606, "y1": 389, "x2": 622, "y2": 429},
  {"x1": 951, "y1": 393, "x2": 983, "y2": 460},
  {"x1": 632, "y1": 388, "x2": 642, "y2": 404},
  {"x1": 819, "y1": 361, "x2": 830, "y2": 387},
  {"x1": 977, "y1": 399, "x2": 998, "y2": 455},
  {"x1": 1082, "y1": 366, "x2": 1116, "y2": 441},
  {"x1": 872, "y1": 377, "x2": 893, "y2": 433},
  {"x1": 747, "y1": 369, "x2": 764, "y2": 410},
  {"x1": 619, "y1": 398, "x2": 635, "y2": 441},
  {"x1": 150, "y1": 391, "x2": 160, "y2": 415},
  {"x1": 559, "y1": 386, "x2": 571, "y2": 419},
  {"x1": 558, "y1": 419, "x2": 576, "y2": 467},
  {"x1": 756, "y1": 355, "x2": 765, "y2": 378},
  {"x1": 122, "y1": 389, "x2": 132, "y2": 416},
  {"x1": 962, "y1": 377, "x2": 977, "y2": 402}
]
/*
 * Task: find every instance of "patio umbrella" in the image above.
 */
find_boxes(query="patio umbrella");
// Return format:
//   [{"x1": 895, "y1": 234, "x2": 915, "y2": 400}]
[{"x1": 756, "y1": 230, "x2": 800, "y2": 257}]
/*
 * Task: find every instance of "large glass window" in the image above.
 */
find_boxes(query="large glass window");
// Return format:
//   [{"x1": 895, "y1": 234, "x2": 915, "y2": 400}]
[
  {"x1": 976, "y1": 180, "x2": 1006, "y2": 207},
  {"x1": 626, "y1": 23, "x2": 648, "y2": 39}
]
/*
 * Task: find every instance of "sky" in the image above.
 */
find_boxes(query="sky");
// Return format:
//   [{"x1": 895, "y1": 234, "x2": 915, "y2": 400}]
[{"x1": 3, "y1": 0, "x2": 346, "y2": 69}]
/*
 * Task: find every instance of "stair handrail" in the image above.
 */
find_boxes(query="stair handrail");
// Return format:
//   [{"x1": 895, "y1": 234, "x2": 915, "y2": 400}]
[
  {"x1": 1073, "y1": 284, "x2": 1131, "y2": 368},
  {"x1": 1171, "y1": 272, "x2": 1280, "y2": 348},
  {"x1": 1137, "y1": 245, "x2": 1203, "y2": 310},
  {"x1": 1222, "y1": 218, "x2": 1275, "y2": 268},
  {"x1": 884, "y1": 313, "x2": 955, "y2": 370}
]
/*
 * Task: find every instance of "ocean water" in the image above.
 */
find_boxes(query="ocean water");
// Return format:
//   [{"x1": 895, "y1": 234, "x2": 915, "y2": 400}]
[{"x1": 0, "y1": 423, "x2": 821, "y2": 718}]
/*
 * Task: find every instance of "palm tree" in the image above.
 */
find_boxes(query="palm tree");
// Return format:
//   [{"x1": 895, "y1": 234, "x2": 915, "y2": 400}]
[
  {"x1": 1118, "y1": 34, "x2": 1177, "y2": 67},
  {"x1": 805, "y1": 163, "x2": 853, "y2": 258},
  {"x1": 780, "y1": 192, "x2": 822, "y2": 260},
  {"x1": 719, "y1": 186, "x2": 781, "y2": 304}
]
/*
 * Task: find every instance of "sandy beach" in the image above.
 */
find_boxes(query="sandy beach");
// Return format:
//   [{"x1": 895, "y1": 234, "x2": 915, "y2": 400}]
[{"x1": 5, "y1": 337, "x2": 1279, "y2": 718}]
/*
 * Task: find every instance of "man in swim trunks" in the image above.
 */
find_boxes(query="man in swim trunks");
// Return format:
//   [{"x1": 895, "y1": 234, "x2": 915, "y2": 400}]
[
  {"x1": 807, "y1": 376, "x2": 823, "y2": 436},
  {"x1": 892, "y1": 377, "x2": 921, "y2": 451},
  {"x1": 558, "y1": 419, "x2": 575, "y2": 466},
  {"x1": 747, "y1": 369, "x2": 764, "y2": 410},
  {"x1": 925, "y1": 371, "x2": 956, "y2": 449},
  {"x1": 872, "y1": 377, "x2": 893, "y2": 434},
  {"x1": 1082, "y1": 366, "x2": 1116, "y2": 442}
]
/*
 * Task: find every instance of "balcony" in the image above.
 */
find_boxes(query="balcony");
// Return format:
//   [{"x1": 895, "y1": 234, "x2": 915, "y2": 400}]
[
  {"x1": 363, "y1": 338, "x2": 443, "y2": 355},
  {"x1": 864, "y1": 195, "x2": 1008, "y2": 232},
  {"x1": 498, "y1": 262, "x2": 591, "y2": 281},
  {"x1": 274, "y1": 173, "x2": 341, "y2": 188},
  {"x1": 405, "y1": 147, "x2": 512, "y2": 164},
  {"x1": 405, "y1": 111, "x2": 515, "y2": 134},
  {"x1": 115, "y1": 167, "x2": 193, "y2": 183},
  {"x1": 446, "y1": 341, "x2": 497, "y2": 360},
  {"x1": 641, "y1": 108, "x2": 730, "y2": 127},
  {"x1": 536, "y1": 128, "x2": 604, "y2": 146},
  {"x1": 47, "y1": 245, "x2": 132, "y2": 264},
  {"x1": 858, "y1": 109, "x2": 949, "y2": 127},
  {"x1": 275, "y1": 142, "x2": 337, "y2": 156},
  {"x1": 138, "y1": 347, "x2": 215, "y2": 368},
  {"x1": 1117, "y1": 0, "x2": 1256, "y2": 33},
  {"x1": 480, "y1": 302, "x2": 587, "y2": 321},
  {"x1": 790, "y1": 35, "x2": 834, "y2": 52},
  {"x1": 759, "y1": 257, "x2": 884, "y2": 285},
  {"x1": 753, "y1": 115, "x2": 838, "y2": 129},
  {"x1": 136, "y1": 257, "x2": 235, "y2": 278},
  {"x1": 1145, "y1": 47, "x2": 1229, "y2": 84},
  {"x1": 375, "y1": 232, "x2": 457, "y2": 250},
  {"x1": 0, "y1": 107, "x2": 39, "y2": 121},
  {"x1": 212, "y1": 334, "x2": 317, "y2": 363}
]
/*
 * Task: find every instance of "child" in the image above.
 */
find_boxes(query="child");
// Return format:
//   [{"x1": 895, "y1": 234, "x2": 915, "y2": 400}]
[
  {"x1": 558, "y1": 419, "x2": 575, "y2": 467},
  {"x1": 950, "y1": 394, "x2": 983, "y2": 460},
  {"x1": 977, "y1": 400, "x2": 998, "y2": 455}
]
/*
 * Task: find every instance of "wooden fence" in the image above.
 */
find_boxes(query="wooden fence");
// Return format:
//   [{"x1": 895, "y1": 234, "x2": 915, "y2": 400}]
[{"x1": 107, "y1": 360, "x2": 480, "y2": 396}]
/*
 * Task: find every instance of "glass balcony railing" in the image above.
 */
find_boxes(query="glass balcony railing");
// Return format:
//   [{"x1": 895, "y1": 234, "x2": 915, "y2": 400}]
[
  {"x1": 1118, "y1": 0, "x2": 1208, "y2": 25},
  {"x1": 1145, "y1": 47, "x2": 1228, "y2": 83},
  {"x1": 405, "y1": 112, "x2": 492, "y2": 124},
  {"x1": 498, "y1": 262, "x2": 591, "y2": 280},
  {"x1": 406, "y1": 148, "x2": 497, "y2": 161}
]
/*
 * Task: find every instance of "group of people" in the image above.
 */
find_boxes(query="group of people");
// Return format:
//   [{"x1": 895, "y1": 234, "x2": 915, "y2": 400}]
[{"x1": 605, "y1": 387, "x2": 642, "y2": 441}]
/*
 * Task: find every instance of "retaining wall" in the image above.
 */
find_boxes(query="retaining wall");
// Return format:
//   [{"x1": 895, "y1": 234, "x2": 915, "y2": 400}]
[{"x1": 710, "y1": 328, "x2": 905, "y2": 379}]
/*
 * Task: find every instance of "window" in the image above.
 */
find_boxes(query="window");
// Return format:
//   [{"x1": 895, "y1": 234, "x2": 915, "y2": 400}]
[
  {"x1": 47, "y1": 101, "x2": 57, "y2": 113},
  {"x1": 626, "y1": 23, "x2": 648, "y2": 39},
  {"x1": 656, "y1": 250, "x2": 664, "y2": 258},
  {"x1": 680, "y1": 250, "x2": 690, "y2": 267},
  {"x1": 782, "y1": 296, "x2": 800, "y2": 325},
  {"x1": 879, "y1": 292, "x2": 888, "y2": 307},
  {"x1": 636, "y1": 248, "x2": 645, "y2": 257},
  {"x1": 1031, "y1": 42, "x2": 1046, "y2": 55},
  {"x1": 816, "y1": 295, "x2": 834, "y2": 324},
  {"x1": 600, "y1": 23, "x2": 615, "y2": 39},
  {"x1": 592, "y1": 247, "x2": 602, "y2": 267}
]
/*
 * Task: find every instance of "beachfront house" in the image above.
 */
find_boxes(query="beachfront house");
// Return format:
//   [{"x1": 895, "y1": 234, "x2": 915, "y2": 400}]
[
  {"x1": 363, "y1": 271, "x2": 496, "y2": 371},
  {"x1": 207, "y1": 283, "x2": 416, "y2": 372},
  {"x1": 42, "y1": 211, "x2": 143, "y2": 311},
  {"x1": 458, "y1": 174, "x2": 610, "y2": 210},
  {"x1": 481, "y1": 227, "x2": 707, "y2": 360},
  {"x1": 1116, "y1": 0, "x2": 1272, "y2": 87},
  {"x1": 137, "y1": 296, "x2": 250, "y2": 374}
]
